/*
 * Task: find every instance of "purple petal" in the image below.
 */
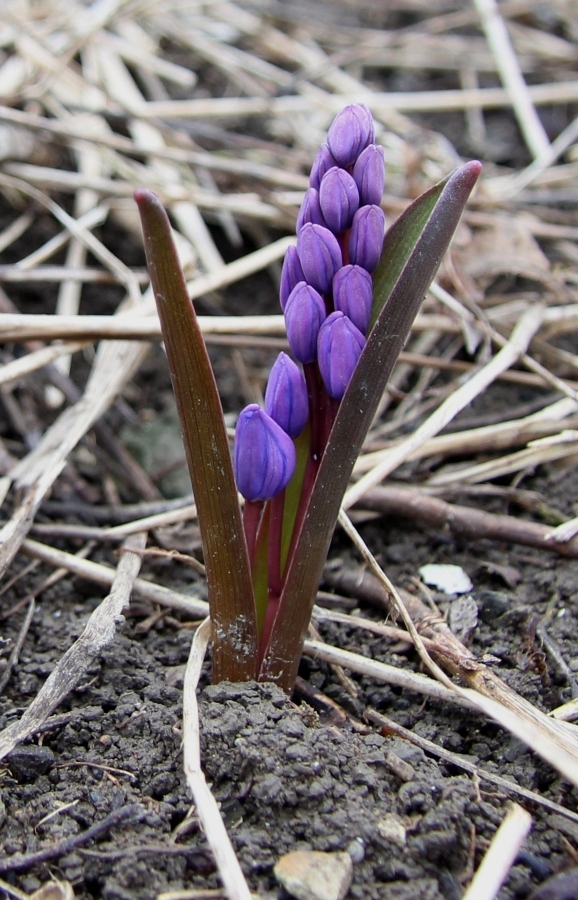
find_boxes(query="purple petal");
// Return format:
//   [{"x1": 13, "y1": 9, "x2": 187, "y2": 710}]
[
  {"x1": 265, "y1": 352, "x2": 309, "y2": 438},
  {"x1": 348, "y1": 205, "x2": 385, "y2": 273},
  {"x1": 234, "y1": 404, "x2": 296, "y2": 501},
  {"x1": 280, "y1": 246, "x2": 305, "y2": 312},
  {"x1": 332, "y1": 264, "x2": 373, "y2": 334},
  {"x1": 296, "y1": 188, "x2": 327, "y2": 232},
  {"x1": 317, "y1": 312, "x2": 366, "y2": 400},
  {"x1": 319, "y1": 167, "x2": 360, "y2": 234},
  {"x1": 353, "y1": 144, "x2": 385, "y2": 206},
  {"x1": 326, "y1": 104, "x2": 375, "y2": 168},
  {"x1": 284, "y1": 281, "x2": 326, "y2": 363},
  {"x1": 297, "y1": 223, "x2": 342, "y2": 294},
  {"x1": 309, "y1": 143, "x2": 338, "y2": 190}
]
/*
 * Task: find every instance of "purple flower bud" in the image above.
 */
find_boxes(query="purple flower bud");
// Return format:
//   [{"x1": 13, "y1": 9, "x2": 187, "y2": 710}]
[
  {"x1": 317, "y1": 312, "x2": 366, "y2": 400},
  {"x1": 309, "y1": 143, "x2": 338, "y2": 190},
  {"x1": 234, "y1": 404, "x2": 296, "y2": 502},
  {"x1": 284, "y1": 281, "x2": 326, "y2": 363},
  {"x1": 297, "y1": 223, "x2": 342, "y2": 294},
  {"x1": 353, "y1": 144, "x2": 385, "y2": 206},
  {"x1": 348, "y1": 205, "x2": 385, "y2": 273},
  {"x1": 280, "y1": 246, "x2": 305, "y2": 312},
  {"x1": 319, "y1": 167, "x2": 359, "y2": 234},
  {"x1": 265, "y1": 352, "x2": 309, "y2": 438},
  {"x1": 332, "y1": 264, "x2": 373, "y2": 335},
  {"x1": 296, "y1": 188, "x2": 326, "y2": 232},
  {"x1": 326, "y1": 104, "x2": 375, "y2": 168}
]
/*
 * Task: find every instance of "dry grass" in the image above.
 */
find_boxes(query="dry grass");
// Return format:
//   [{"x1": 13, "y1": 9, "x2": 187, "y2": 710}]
[{"x1": 1, "y1": 1, "x2": 578, "y2": 897}]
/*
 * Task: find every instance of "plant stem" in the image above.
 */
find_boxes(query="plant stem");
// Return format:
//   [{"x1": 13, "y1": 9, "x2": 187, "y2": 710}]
[
  {"x1": 267, "y1": 489, "x2": 285, "y2": 597},
  {"x1": 242, "y1": 499, "x2": 263, "y2": 566}
]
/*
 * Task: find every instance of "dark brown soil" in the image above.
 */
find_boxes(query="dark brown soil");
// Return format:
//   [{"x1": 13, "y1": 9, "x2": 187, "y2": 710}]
[{"x1": 2, "y1": 443, "x2": 578, "y2": 899}]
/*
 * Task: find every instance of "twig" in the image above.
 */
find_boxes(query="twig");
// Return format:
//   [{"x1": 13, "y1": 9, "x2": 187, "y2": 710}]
[
  {"x1": 129, "y1": 80, "x2": 578, "y2": 116},
  {"x1": 40, "y1": 494, "x2": 195, "y2": 524},
  {"x1": 473, "y1": 0, "x2": 550, "y2": 158},
  {"x1": 182, "y1": 619, "x2": 253, "y2": 900},
  {"x1": 0, "y1": 533, "x2": 146, "y2": 763},
  {"x1": 355, "y1": 485, "x2": 578, "y2": 558},
  {"x1": 367, "y1": 708, "x2": 578, "y2": 825},
  {"x1": 19, "y1": 537, "x2": 208, "y2": 617},
  {"x1": 343, "y1": 306, "x2": 545, "y2": 509},
  {"x1": 462, "y1": 804, "x2": 532, "y2": 900},
  {"x1": 0, "y1": 804, "x2": 143, "y2": 874},
  {"x1": 0, "y1": 341, "x2": 90, "y2": 389},
  {"x1": 0, "y1": 598, "x2": 35, "y2": 695},
  {"x1": 338, "y1": 511, "x2": 578, "y2": 787},
  {"x1": 303, "y1": 639, "x2": 475, "y2": 710}
]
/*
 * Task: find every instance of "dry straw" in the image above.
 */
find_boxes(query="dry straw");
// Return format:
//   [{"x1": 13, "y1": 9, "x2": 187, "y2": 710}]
[{"x1": 1, "y1": 0, "x2": 578, "y2": 896}]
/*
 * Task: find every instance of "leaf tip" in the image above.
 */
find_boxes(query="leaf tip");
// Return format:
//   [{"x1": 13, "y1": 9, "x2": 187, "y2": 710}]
[
  {"x1": 465, "y1": 159, "x2": 483, "y2": 178},
  {"x1": 134, "y1": 187, "x2": 159, "y2": 212},
  {"x1": 458, "y1": 159, "x2": 483, "y2": 190}
]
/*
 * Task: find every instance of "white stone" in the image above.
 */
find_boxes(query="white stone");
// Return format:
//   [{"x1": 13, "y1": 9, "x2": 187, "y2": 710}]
[
  {"x1": 377, "y1": 813, "x2": 407, "y2": 846},
  {"x1": 274, "y1": 850, "x2": 353, "y2": 900},
  {"x1": 419, "y1": 563, "x2": 473, "y2": 595}
]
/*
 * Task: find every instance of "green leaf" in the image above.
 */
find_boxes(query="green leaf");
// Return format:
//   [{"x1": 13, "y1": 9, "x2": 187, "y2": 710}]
[
  {"x1": 259, "y1": 161, "x2": 482, "y2": 691},
  {"x1": 135, "y1": 190, "x2": 258, "y2": 682}
]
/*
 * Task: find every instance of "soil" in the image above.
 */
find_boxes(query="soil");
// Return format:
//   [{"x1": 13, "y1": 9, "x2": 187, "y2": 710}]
[
  {"x1": 2, "y1": 4, "x2": 578, "y2": 900},
  {"x1": 2, "y1": 410, "x2": 578, "y2": 900}
]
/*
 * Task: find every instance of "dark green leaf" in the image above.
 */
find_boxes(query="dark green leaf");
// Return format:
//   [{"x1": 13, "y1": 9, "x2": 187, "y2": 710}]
[{"x1": 135, "y1": 189, "x2": 257, "y2": 681}]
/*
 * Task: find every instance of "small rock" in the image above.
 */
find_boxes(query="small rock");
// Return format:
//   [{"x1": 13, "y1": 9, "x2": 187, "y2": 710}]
[
  {"x1": 346, "y1": 838, "x2": 365, "y2": 863},
  {"x1": 30, "y1": 881, "x2": 75, "y2": 900},
  {"x1": 377, "y1": 813, "x2": 407, "y2": 846},
  {"x1": 448, "y1": 593, "x2": 479, "y2": 642},
  {"x1": 7, "y1": 745, "x2": 55, "y2": 781},
  {"x1": 419, "y1": 563, "x2": 473, "y2": 595},
  {"x1": 274, "y1": 850, "x2": 353, "y2": 900},
  {"x1": 383, "y1": 750, "x2": 415, "y2": 783}
]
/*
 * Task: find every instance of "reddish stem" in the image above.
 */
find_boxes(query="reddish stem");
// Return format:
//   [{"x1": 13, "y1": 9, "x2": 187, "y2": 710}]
[
  {"x1": 267, "y1": 489, "x2": 285, "y2": 597},
  {"x1": 304, "y1": 362, "x2": 322, "y2": 462},
  {"x1": 320, "y1": 392, "x2": 339, "y2": 451},
  {"x1": 242, "y1": 499, "x2": 263, "y2": 567},
  {"x1": 258, "y1": 589, "x2": 281, "y2": 666}
]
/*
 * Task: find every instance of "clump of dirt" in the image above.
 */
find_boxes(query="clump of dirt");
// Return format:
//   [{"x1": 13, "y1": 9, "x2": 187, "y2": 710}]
[{"x1": 200, "y1": 681, "x2": 478, "y2": 899}]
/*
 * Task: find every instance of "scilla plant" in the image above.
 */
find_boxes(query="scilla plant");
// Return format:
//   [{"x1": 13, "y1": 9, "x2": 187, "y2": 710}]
[{"x1": 135, "y1": 105, "x2": 481, "y2": 693}]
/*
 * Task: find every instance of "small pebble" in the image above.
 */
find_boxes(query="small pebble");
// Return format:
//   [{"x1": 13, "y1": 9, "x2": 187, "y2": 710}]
[
  {"x1": 383, "y1": 750, "x2": 415, "y2": 782},
  {"x1": 30, "y1": 881, "x2": 75, "y2": 900},
  {"x1": 347, "y1": 838, "x2": 365, "y2": 863},
  {"x1": 377, "y1": 813, "x2": 407, "y2": 846},
  {"x1": 7, "y1": 745, "x2": 55, "y2": 781},
  {"x1": 274, "y1": 850, "x2": 353, "y2": 900}
]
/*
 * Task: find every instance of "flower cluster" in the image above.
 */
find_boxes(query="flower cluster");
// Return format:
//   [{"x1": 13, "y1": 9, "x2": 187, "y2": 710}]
[{"x1": 235, "y1": 104, "x2": 385, "y2": 504}]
